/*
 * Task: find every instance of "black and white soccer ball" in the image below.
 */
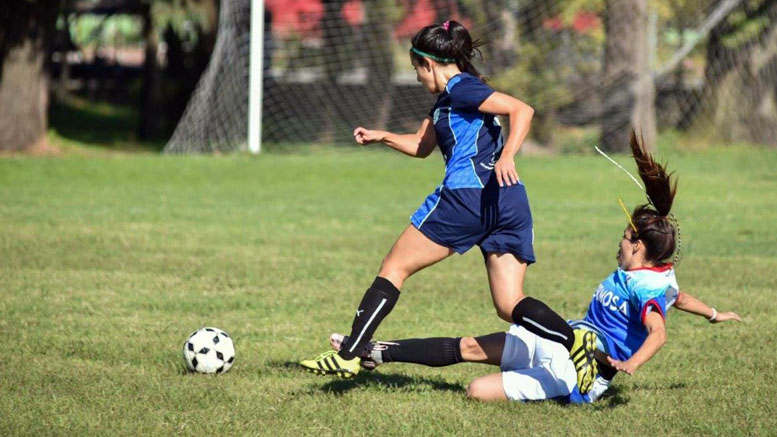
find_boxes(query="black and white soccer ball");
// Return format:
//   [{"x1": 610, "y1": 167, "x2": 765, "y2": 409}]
[{"x1": 182, "y1": 327, "x2": 235, "y2": 374}]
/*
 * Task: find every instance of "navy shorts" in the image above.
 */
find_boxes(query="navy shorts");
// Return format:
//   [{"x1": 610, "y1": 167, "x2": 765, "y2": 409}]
[{"x1": 410, "y1": 177, "x2": 535, "y2": 264}]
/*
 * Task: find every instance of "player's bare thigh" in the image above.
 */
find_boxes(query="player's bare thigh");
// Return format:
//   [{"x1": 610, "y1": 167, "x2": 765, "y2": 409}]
[
  {"x1": 485, "y1": 252, "x2": 528, "y2": 322},
  {"x1": 378, "y1": 225, "x2": 454, "y2": 289}
]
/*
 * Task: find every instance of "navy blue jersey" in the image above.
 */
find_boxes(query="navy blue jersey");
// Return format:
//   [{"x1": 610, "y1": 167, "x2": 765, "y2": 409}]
[
  {"x1": 411, "y1": 73, "x2": 534, "y2": 262},
  {"x1": 428, "y1": 73, "x2": 503, "y2": 189}
]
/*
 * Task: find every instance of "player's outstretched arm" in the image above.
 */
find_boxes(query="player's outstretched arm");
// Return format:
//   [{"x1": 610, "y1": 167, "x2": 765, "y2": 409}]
[
  {"x1": 675, "y1": 290, "x2": 742, "y2": 324},
  {"x1": 607, "y1": 311, "x2": 666, "y2": 375},
  {"x1": 353, "y1": 117, "x2": 437, "y2": 158}
]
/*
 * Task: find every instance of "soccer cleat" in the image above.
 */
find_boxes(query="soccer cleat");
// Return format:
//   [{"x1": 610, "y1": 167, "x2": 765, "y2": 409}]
[
  {"x1": 329, "y1": 333, "x2": 397, "y2": 370},
  {"x1": 300, "y1": 350, "x2": 361, "y2": 378},
  {"x1": 570, "y1": 329, "x2": 598, "y2": 394}
]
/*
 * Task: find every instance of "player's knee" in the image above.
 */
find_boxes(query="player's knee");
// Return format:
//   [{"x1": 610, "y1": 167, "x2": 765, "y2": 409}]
[
  {"x1": 466, "y1": 379, "x2": 488, "y2": 401},
  {"x1": 378, "y1": 257, "x2": 408, "y2": 284},
  {"x1": 496, "y1": 294, "x2": 527, "y2": 323},
  {"x1": 459, "y1": 336, "x2": 480, "y2": 357},
  {"x1": 495, "y1": 305, "x2": 513, "y2": 323}
]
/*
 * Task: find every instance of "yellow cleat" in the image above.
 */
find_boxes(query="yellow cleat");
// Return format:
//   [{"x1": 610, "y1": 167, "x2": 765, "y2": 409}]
[
  {"x1": 570, "y1": 329, "x2": 598, "y2": 394},
  {"x1": 300, "y1": 350, "x2": 361, "y2": 379}
]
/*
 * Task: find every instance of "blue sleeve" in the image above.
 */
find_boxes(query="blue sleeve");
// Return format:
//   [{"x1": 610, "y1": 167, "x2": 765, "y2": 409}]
[
  {"x1": 448, "y1": 76, "x2": 494, "y2": 112},
  {"x1": 629, "y1": 282, "x2": 668, "y2": 325}
]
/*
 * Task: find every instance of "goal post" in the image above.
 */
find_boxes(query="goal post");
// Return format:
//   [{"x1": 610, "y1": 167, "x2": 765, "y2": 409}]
[{"x1": 248, "y1": 0, "x2": 264, "y2": 154}]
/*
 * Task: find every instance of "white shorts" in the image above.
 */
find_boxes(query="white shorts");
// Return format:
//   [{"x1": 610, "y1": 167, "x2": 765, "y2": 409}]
[{"x1": 500, "y1": 325, "x2": 578, "y2": 402}]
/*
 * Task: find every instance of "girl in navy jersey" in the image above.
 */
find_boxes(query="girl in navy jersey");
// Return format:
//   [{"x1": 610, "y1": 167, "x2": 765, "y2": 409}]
[{"x1": 301, "y1": 21, "x2": 591, "y2": 381}]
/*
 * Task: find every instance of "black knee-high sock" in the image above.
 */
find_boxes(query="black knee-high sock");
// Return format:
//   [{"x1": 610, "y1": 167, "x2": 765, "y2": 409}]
[
  {"x1": 511, "y1": 297, "x2": 575, "y2": 351},
  {"x1": 338, "y1": 277, "x2": 400, "y2": 360},
  {"x1": 380, "y1": 337, "x2": 463, "y2": 367}
]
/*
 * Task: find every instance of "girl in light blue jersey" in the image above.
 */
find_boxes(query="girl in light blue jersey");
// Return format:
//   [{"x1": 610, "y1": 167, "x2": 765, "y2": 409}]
[
  {"x1": 302, "y1": 20, "x2": 581, "y2": 378},
  {"x1": 326, "y1": 133, "x2": 741, "y2": 403},
  {"x1": 328, "y1": 285, "x2": 740, "y2": 404}
]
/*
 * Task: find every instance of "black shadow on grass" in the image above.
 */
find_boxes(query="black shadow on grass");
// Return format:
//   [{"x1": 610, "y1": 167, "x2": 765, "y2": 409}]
[
  {"x1": 268, "y1": 360, "x2": 310, "y2": 372},
  {"x1": 316, "y1": 372, "x2": 464, "y2": 395},
  {"x1": 49, "y1": 98, "x2": 164, "y2": 151},
  {"x1": 590, "y1": 385, "x2": 630, "y2": 409},
  {"x1": 593, "y1": 380, "x2": 692, "y2": 408},
  {"x1": 586, "y1": 380, "x2": 691, "y2": 409},
  {"x1": 267, "y1": 361, "x2": 463, "y2": 395}
]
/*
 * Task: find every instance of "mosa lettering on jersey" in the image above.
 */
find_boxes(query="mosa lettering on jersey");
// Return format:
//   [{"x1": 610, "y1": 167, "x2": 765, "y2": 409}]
[{"x1": 584, "y1": 265, "x2": 679, "y2": 361}]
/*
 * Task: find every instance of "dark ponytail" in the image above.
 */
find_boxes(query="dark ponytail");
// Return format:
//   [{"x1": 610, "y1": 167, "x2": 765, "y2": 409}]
[
  {"x1": 410, "y1": 20, "x2": 487, "y2": 81},
  {"x1": 629, "y1": 130, "x2": 679, "y2": 264}
]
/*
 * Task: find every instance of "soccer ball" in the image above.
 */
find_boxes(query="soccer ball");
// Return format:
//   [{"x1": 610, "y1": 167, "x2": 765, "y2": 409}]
[{"x1": 182, "y1": 327, "x2": 235, "y2": 374}]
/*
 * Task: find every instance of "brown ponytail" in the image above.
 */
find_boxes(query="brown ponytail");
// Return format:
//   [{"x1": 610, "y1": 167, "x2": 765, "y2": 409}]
[
  {"x1": 630, "y1": 131, "x2": 677, "y2": 217},
  {"x1": 629, "y1": 131, "x2": 679, "y2": 264}
]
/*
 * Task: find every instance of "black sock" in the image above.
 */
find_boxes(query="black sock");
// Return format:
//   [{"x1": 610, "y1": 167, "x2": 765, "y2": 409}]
[
  {"x1": 338, "y1": 277, "x2": 400, "y2": 360},
  {"x1": 380, "y1": 337, "x2": 463, "y2": 367},
  {"x1": 511, "y1": 297, "x2": 575, "y2": 351}
]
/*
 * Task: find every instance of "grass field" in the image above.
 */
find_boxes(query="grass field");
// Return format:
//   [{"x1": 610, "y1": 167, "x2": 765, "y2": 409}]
[{"x1": 1, "y1": 142, "x2": 776, "y2": 435}]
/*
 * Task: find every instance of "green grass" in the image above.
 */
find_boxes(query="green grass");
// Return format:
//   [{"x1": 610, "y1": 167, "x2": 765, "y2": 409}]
[{"x1": 1, "y1": 143, "x2": 776, "y2": 436}]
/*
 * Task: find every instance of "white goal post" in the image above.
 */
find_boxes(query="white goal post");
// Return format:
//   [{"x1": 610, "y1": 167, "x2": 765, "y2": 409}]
[{"x1": 248, "y1": 0, "x2": 264, "y2": 154}]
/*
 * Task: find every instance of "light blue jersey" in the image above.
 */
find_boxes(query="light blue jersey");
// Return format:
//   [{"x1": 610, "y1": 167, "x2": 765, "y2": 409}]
[{"x1": 582, "y1": 265, "x2": 679, "y2": 362}]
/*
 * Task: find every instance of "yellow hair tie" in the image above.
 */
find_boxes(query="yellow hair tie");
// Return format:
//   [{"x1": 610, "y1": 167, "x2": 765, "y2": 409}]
[{"x1": 618, "y1": 197, "x2": 638, "y2": 234}]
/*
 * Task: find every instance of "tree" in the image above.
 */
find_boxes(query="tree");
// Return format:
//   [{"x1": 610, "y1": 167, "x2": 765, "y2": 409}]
[
  {"x1": 0, "y1": 0, "x2": 63, "y2": 152},
  {"x1": 139, "y1": 0, "x2": 162, "y2": 140},
  {"x1": 364, "y1": 0, "x2": 396, "y2": 130},
  {"x1": 481, "y1": 0, "x2": 518, "y2": 70},
  {"x1": 702, "y1": 0, "x2": 777, "y2": 146},
  {"x1": 317, "y1": 0, "x2": 350, "y2": 142},
  {"x1": 600, "y1": 0, "x2": 656, "y2": 152}
]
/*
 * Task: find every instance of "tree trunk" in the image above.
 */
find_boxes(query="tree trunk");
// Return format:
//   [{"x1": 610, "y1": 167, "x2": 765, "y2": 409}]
[
  {"x1": 482, "y1": 0, "x2": 517, "y2": 71},
  {"x1": 433, "y1": 0, "x2": 453, "y2": 24},
  {"x1": 317, "y1": 0, "x2": 348, "y2": 143},
  {"x1": 600, "y1": 0, "x2": 656, "y2": 152},
  {"x1": 0, "y1": 0, "x2": 60, "y2": 152},
  {"x1": 196, "y1": 0, "x2": 220, "y2": 54},
  {"x1": 365, "y1": 0, "x2": 394, "y2": 130},
  {"x1": 138, "y1": 1, "x2": 162, "y2": 140},
  {"x1": 701, "y1": 0, "x2": 777, "y2": 146},
  {"x1": 0, "y1": 40, "x2": 48, "y2": 151}
]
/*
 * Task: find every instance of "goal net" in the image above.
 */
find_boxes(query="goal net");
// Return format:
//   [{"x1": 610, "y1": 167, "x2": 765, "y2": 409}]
[{"x1": 164, "y1": 0, "x2": 777, "y2": 154}]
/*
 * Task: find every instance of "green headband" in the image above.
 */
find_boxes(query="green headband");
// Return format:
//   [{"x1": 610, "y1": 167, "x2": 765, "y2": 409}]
[{"x1": 410, "y1": 47, "x2": 455, "y2": 64}]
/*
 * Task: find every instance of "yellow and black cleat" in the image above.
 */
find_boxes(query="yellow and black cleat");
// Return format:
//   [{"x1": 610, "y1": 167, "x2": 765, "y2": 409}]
[
  {"x1": 570, "y1": 329, "x2": 598, "y2": 394},
  {"x1": 300, "y1": 350, "x2": 361, "y2": 379}
]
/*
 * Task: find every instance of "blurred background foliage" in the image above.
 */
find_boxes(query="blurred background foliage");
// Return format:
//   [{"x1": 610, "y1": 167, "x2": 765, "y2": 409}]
[{"x1": 0, "y1": 0, "x2": 775, "y2": 153}]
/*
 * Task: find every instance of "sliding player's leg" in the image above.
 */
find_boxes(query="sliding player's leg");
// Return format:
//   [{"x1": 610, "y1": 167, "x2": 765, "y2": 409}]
[
  {"x1": 469, "y1": 325, "x2": 578, "y2": 402},
  {"x1": 466, "y1": 373, "x2": 509, "y2": 401},
  {"x1": 458, "y1": 333, "x2": 506, "y2": 365},
  {"x1": 329, "y1": 332, "x2": 506, "y2": 369},
  {"x1": 484, "y1": 252, "x2": 597, "y2": 393}
]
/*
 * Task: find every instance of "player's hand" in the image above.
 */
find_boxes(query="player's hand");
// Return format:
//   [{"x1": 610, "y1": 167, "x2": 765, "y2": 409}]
[
  {"x1": 353, "y1": 127, "x2": 385, "y2": 145},
  {"x1": 494, "y1": 156, "x2": 519, "y2": 187},
  {"x1": 713, "y1": 311, "x2": 742, "y2": 323},
  {"x1": 607, "y1": 357, "x2": 639, "y2": 375}
]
